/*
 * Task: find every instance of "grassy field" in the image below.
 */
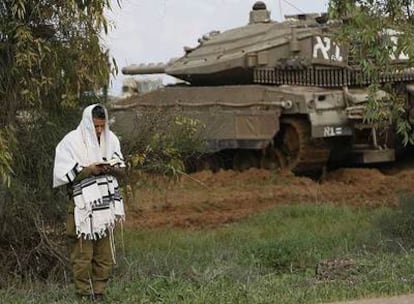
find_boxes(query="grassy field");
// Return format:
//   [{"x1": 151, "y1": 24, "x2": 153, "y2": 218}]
[{"x1": 2, "y1": 202, "x2": 414, "y2": 303}]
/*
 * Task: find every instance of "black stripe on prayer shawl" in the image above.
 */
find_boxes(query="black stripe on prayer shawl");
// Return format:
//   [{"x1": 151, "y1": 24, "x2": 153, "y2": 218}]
[
  {"x1": 97, "y1": 181, "x2": 110, "y2": 186},
  {"x1": 73, "y1": 191, "x2": 82, "y2": 198},
  {"x1": 97, "y1": 180, "x2": 113, "y2": 191},
  {"x1": 66, "y1": 173, "x2": 72, "y2": 184},
  {"x1": 113, "y1": 152, "x2": 125, "y2": 161},
  {"x1": 66, "y1": 162, "x2": 82, "y2": 184},
  {"x1": 67, "y1": 171, "x2": 75, "y2": 183},
  {"x1": 79, "y1": 178, "x2": 98, "y2": 188},
  {"x1": 72, "y1": 176, "x2": 99, "y2": 197},
  {"x1": 74, "y1": 163, "x2": 82, "y2": 174},
  {"x1": 113, "y1": 192, "x2": 122, "y2": 202},
  {"x1": 92, "y1": 205, "x2": 110, "y2": 211}
]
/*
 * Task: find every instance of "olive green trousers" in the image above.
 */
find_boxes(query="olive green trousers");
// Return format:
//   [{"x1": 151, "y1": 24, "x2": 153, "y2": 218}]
[{"x1": 66, "y1": 206, "x2": 113, "y2": 296}]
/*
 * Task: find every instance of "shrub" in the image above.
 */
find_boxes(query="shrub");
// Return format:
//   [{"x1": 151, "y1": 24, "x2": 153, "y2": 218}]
[{"x1": 120, "y1": 108, "x2": 207, "y2": 178}]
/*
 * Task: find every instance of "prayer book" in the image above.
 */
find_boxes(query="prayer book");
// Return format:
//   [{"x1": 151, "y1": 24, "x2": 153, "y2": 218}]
[{"x1": 97, "y1": 159, "x2": 122, "y2": 167}]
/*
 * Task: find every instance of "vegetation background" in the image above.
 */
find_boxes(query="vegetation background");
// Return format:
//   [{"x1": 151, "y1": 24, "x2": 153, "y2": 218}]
[{"x1": 0, "y1": 0, "x2": 115, "y2": 282}]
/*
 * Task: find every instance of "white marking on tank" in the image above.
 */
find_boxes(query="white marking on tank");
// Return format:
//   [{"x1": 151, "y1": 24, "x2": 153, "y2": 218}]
[
  {"x1": 323, "y1": 126, "x2": 335, "y2": 137},
  {"x1": 387, "y1": 30, "x2": 409, "y2": 60},
  {"x1": 324, "y1": 126, "x2": 344, "y2": 137},
  {"x1": 313, "y1": 36, "x2": 343, "y2": 62}
]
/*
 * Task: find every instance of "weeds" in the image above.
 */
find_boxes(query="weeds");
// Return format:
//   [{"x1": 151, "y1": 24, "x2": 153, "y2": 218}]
[
  {"x1": 115, "y1": 108, "x2": 207, "y2": 178},
  {"x1": 3, "y1": 201, "x2": 414, "y2": 303},
  {"x1": 376, "y1": 192, "x2": 414, "y2": 251}
]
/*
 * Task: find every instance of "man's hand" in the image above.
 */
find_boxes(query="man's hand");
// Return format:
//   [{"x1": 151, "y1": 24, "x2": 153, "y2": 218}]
[
  {"x1": 108, "y1": 166, "x2": 126, "y2": 180},
  {"x1": 89, "y1": 163, "x2": 111, "y2": 175}
]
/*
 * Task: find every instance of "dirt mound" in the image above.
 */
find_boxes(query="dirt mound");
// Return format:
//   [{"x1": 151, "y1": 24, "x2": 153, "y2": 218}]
[
  {"x1": 125, "y1": 165, "x2": 414, "y2": 230},
  {"x1": 325, "y1": 168, "x2": 385, "y2": 185},
  {"x1": 187, "y1": 168, "x2": 291, "y2": 186}
]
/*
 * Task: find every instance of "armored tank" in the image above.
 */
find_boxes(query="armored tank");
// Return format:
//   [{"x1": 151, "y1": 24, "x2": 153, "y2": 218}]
[{"x1": 112, "y1": 1, "x2": 414, "y2": 173}]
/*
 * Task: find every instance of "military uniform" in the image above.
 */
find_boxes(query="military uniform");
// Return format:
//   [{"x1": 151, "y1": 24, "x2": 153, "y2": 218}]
[{"x1": 66, "y1": 200, "x2": 113, "y2": 298}]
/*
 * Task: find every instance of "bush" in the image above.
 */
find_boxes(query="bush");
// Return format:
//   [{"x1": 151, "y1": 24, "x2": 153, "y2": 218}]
[
  {"x1": 0, "y1": 0, "x2": 116, "y2": 285},
  {"x1": 116, "y1": 107, "x2": 207, "y2": 177},
  {"x1": 0, "y1": 107, "x2": 82, "y2": 285},
  {"x1": 0, "y1": 94, "x2": 107, "y2": 285}
]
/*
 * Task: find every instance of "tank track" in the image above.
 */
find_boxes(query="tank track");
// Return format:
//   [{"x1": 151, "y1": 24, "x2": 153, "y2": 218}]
[
  {"x1": 189, "y1": 118, "x2": 331, "y2": 174},
  {"x1": 275, "y1": 117, "x2": 331, "y2": 173}
]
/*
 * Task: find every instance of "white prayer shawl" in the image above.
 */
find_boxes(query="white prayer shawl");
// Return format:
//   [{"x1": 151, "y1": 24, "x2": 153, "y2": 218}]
[
  {"x1": 53, "y1": 104, "x2": 126, "y2": 240},
  {"x1": 72, "y1": 175, "x2": 124, "y2": 240}
]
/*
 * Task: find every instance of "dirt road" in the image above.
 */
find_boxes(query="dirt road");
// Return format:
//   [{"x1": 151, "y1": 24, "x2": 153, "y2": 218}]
[{"x1": 125, "y1": 165, "x2": 414, "y2": 229}]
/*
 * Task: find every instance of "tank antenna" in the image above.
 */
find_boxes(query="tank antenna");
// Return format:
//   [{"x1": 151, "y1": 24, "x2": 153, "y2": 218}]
[
  {"x1": 279, "y1": 0, "x2": 283, "y2": 20},
  {"x1": 281, "y1": 0, "x2": 305, "y2": 14}
]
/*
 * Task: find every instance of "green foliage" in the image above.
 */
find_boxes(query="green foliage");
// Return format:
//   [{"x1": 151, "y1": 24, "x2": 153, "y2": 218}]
[
  {"x1": 0, "y1": 0, "x2": 113, "y2": 116},
  {"x1": 328, "y1": 0, "x2": 414, "y2": 144},
  {"x1": 0, "y1": 128, "x2": 14, "y2": 187},
  {"x1": 0, "y1": 0, "x2": 118, "y2": 281},
  {"x1": 390, "y1": 91, "x2": 414, "y2": 145},
  {"x1": 124, "y1": 109, "x2": 207, "y2": 177}
]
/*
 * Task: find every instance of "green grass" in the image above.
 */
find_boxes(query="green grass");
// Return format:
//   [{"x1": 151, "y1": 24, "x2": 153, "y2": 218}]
[{"x1": 2, "y1": 202, "x2": 414, "y2": 303}]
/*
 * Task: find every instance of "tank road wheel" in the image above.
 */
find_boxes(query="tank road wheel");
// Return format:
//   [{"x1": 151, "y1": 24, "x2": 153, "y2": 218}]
[
  {"x1": 232, "y1": 150, "x2": 260, "y2": 171},
  {"x1": 274, "y1": 118, "x2": 330, "y2": 173},
  {"x1": 279, "y1": 119, "x2": 302, "y2": 169}
]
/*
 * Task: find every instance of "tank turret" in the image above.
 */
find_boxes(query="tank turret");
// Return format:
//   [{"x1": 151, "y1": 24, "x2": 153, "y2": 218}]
[
  {"x1": 122, "y1": 1, "x2": 413, "y2": 87},
  {"x1": 121, "y1": 2, "x2": 344, "y2": 86}
]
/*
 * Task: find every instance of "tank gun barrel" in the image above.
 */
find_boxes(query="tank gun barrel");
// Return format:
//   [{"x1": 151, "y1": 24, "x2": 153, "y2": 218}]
[{"x1": 122, "y1": 63, "x2": 166, "y2": 75}]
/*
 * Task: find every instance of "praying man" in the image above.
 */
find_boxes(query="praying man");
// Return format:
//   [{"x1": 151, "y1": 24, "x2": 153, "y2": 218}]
[{"x1": 53, "y1": 104, "x2": 126, "y2": 302}]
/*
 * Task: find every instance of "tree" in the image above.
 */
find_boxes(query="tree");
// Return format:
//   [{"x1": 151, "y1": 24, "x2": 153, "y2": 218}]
[
  {"x1": 328, "y1": 0, "x2": 414, "y2": 145},
  {"x1": 0, "y1": 0, "x2": 118, "y2": 282}
]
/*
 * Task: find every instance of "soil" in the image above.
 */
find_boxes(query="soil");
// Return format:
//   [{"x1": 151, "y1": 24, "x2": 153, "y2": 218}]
[
  {"x1": 124, "y1": 160, "x2": 414, "y2": 304},
  {"x1": 124, "y1": 156, "x2": 414, "y2": 230}
]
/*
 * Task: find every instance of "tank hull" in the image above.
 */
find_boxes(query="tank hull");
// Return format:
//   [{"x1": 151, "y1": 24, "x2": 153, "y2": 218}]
[{"x1": 112, "y1": 84, "x2": 395, "y2": 172}]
